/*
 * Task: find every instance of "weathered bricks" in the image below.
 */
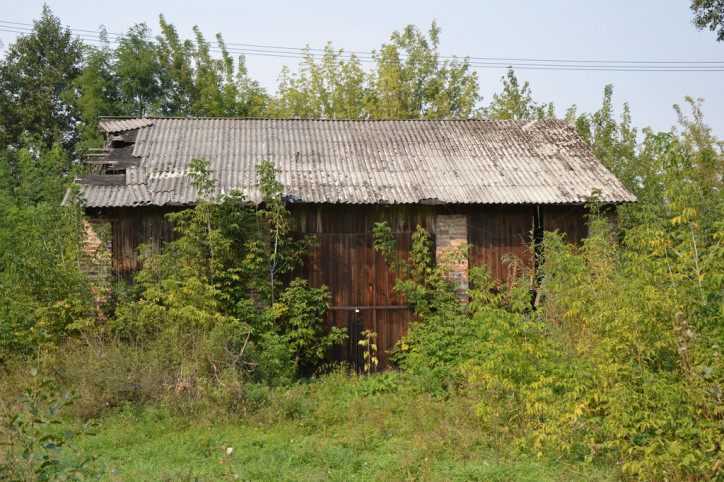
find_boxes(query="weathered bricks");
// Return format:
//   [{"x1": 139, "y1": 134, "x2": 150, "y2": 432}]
[{"x1": 435, "y1": 214, "x2": 469, "y2": 301}]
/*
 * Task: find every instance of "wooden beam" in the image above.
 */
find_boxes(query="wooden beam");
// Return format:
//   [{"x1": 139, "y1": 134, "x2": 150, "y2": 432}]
[
  {"x1": 327, "y1": 305, "x2": 412, "y2": 311},
  {"x1": 75, "y1": 174, "x2": 126, "y2": 186}
]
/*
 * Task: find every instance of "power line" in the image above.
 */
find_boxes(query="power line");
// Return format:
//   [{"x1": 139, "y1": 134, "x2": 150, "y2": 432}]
[{"x1": 2, "y1": 21, "x2": 724, "y2": 72}]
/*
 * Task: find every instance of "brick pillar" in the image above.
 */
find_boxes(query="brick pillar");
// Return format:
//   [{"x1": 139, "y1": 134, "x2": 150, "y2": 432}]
[
  {"x1": 435, "y1": 214, "x2": 469, "y2": 301},
  {"x1": 81, "y1": 218, "x2": 112, "y2": 310}
]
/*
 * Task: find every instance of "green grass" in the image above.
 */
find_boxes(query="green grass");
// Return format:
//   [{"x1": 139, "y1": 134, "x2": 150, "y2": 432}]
[{"x1": 53, "y1": 371, "x2": 617, "y2": 481}]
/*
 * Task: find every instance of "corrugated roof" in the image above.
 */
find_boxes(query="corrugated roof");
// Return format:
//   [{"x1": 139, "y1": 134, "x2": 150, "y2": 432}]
[
  {"x1": 76, "y1": 117, "x2": 637, "y2": 208},
  {"x1": 98, "y1": 117, "x2": 154, "y2": 133}
]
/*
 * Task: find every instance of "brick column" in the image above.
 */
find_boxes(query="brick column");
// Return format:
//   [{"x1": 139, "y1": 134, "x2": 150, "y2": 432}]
[
  {"x1": 81, "y1": 218, "x2": 112, "y2": 310},
  {"x1": 435, "y1": 214, "x2": 469, "y2": 300}
]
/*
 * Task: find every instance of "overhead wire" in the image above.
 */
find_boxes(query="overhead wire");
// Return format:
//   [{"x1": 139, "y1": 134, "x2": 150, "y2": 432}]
[{"x1": 2, "y1": 20, "x2": 724, "y2": 72}]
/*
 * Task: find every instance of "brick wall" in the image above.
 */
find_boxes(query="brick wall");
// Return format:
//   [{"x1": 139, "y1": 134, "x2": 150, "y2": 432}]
[
  {"x1": 81, "y1": 218, "x2": 112, "y2": 309},
  {"x1": 435, "y1": 214, "x2": 469, "y2": 300}
]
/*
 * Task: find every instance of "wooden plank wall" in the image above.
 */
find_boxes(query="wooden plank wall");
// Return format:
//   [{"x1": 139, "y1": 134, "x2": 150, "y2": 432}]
[
  {"x1": 107, "y1": 203, "x2": 594, "y2": 369},
  {"x1": 466, "y1": 205, "x2": 536, "y2": 284},
  {"x1": 542, "y1": 205, "x2": 588, "y2": 245},
  {"x1": 291, "y1": 204, "x2": 435, "y2": 369},
  {"x1": 110, "y1": 207, "x2": 179, "y2": 282}
]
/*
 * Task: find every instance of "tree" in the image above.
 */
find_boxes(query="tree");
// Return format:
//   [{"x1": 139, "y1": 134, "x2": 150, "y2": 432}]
[
  {"x1": 369, "y1": 22, "x2": 480, "y2": 119},
  {"x1": 269, "y1": 22, "x2": 480, "y2": 119},
  {"x1": 270, "y1": 44, "x2": 370, "y2": 119},
  {"x1": 76, "y1": 29, "x2": 123, "y2": 147},
  {"x1": 188, "y1": 28, "x2": 268, "y2": 117},
  {"x1": 154, "y1": 17, "x2": 268, "y2": 118},
  {"x1": 0, "y1": 5, "x2": 83, "y2": 158},
  {"x1": 485, "y1": 69, "x2": 554, "y2": 120},
  {"x1": 0, "y1": 140, "x2": 92, "y2": 356},
  {"x1": 115, "y1": 24, "x2": 164, "y2": 116},
  {"x1": 691, "y1": 0, "x2": 724, "y2": 41},
  {"x1": 155, "y1": 15, "x2": 196, "y2": 116},
  {"x1": 109, "y1": 159, "x2": 344, "y2": 381},
  {"x1": 565, "y1": 85, "x2": 637, "y2": 182}
]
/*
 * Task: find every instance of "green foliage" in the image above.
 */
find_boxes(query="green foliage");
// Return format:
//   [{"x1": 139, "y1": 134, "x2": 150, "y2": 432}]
[
  {"x1": 107, "y1": 159, "x2": 344, "y2": 386},
  {"x1": 0, "y1": 140, "x2": 92, "y2": 356},
  {"x1": 566, "y1": 85, "x2": 638, "y2": 183},
  {"x1": 373, "y1": 194, "x2": 722, "y2": 479},
  {"x1": 76, "y1": 15, "x2": 268, "y2": 128},
  {"x1": 271, "y1": 22, "x2": 479, "y2": 120},
  {"x1": 251, "y1": 160, "x2": 319, "y2": 305},
  {"x1": 0, "y1": 6, "x2": 83, "y2": 157},
  {"x1": 115, "y1": 23, "x2": 164, "y2": 116},
  {"x1": 165, "y1": 23, "x2": 267, "y2": 117},
  {"x1": 273, "y1": 279, "x2": 345, "y2": 371},
  {"x1": 137, "y1": 15, "x2": 270, "y2": 118},
  {"x1": 270, "y1": 44, "x2": 370, "y2": 119},
  {"x1": 76, "y1": 30, "x2": 123, "y2": 148},
  {"x1": 358, "y1": 330, "x2": 379, "y2": 375},
  {"x1": 0, "y1": 369, "x2": 98, "y2": 480},
  {"x1": 529, "y1": 212, "x2": 722, "y2": 479},
  {"x1": 370, "y1": 22, "x2": 479, "y2": 119},
  {"x1": 373, "y1": 222, "x2": 468, "y2": 318},
  {"x1": 485, "y1": 69, "x2": 555, "y2": 120},
  {"x1": 691, "y1": 0, "x2": 724, "y2": 41}
]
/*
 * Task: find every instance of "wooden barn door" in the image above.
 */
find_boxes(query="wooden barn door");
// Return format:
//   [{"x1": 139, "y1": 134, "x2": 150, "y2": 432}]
[
  {"x1": 294, "y1": 205, "x2": 432, "y2": 370},
  {"x1": 312, "y1": 231, "x2": 412, "y2": 370}
]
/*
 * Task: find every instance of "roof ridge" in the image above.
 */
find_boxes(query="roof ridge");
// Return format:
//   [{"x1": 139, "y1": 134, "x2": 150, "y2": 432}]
[{"x1": 99, "y1": 116, "x2": 566, "y2": 123}]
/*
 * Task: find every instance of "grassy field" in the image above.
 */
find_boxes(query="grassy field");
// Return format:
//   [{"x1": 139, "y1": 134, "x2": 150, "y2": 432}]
[{"x1": 44, "y1": 370, "x2": 617, "y2": 481}]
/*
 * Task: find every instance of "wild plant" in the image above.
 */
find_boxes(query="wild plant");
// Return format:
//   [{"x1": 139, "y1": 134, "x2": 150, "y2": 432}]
[
  {"x1": 358, "y1": 330, "x2": 378, "y2": 375},
  {"x1": 0, "y1": 368, "x2": 98, "y2": 480}
]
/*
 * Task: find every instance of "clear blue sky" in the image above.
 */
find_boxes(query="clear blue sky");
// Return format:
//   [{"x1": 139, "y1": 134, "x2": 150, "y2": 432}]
[{"x1": 2, "y1": 0, "x2": 723, "y2": 138}]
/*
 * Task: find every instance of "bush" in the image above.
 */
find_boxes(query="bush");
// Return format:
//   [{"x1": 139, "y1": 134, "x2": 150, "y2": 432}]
[
  {"x1": 374, "y1": 212, "x2": 724, "y2": 479},
  {"x1": 0, "y1": 369, "x2": 98, "y2": 479}
]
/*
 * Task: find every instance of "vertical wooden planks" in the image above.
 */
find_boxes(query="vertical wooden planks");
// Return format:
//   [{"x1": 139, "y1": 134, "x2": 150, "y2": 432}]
[
  {"x1": 108, "y1": 202, "x2": 589, "y2": 369},
  {"x1": 542, "y1": 205, "x2": 587, "y2": 245},
  {"x1": 468, "y1": 205, "x2": 536, "y2": 284}
]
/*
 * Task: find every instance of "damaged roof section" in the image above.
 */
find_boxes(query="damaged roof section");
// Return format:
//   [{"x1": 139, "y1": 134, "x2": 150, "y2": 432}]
[
  {"x1": 98, "y1": 117, "x2": 154, "y2": 133},
  {"x1": 70, "y1": 117, "x2": 637, "y2": 208}
]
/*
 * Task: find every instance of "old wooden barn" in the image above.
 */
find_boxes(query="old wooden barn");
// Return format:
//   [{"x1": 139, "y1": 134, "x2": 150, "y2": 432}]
[{"x1": 69, "y1": 117, "x2": 636, "y2": 367}]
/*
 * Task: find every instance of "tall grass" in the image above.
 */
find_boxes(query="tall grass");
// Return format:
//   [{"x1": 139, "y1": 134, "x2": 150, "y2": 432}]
[{"x1": 46, "y1": 369, "x2": 614, "y2": 481}]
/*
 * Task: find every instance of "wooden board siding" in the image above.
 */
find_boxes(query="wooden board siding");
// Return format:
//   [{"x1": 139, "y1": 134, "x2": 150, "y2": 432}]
[
  {"x1": 291, "y1": 204, "x2": 434, "y2": 369},
  {"x1": 111, "y1": 207, "x2": 179, "y2": 281},
  {"x1": 105, "y1": 202, "x2": 596, "y2": 369},
  {"x1": 467, "y1": 206, "x2": 536, "y2": 284},
  {"x1": 542, "y1": 205, "x2": 588, "y2": 245}
]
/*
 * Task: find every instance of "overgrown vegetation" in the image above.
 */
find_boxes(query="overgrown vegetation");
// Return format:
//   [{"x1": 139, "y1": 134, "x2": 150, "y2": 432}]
[
  {"x1": 0, "y1": 369, "x2": 98, "y2": 479},
  {"x1": 368, "y1": 110, "x2": 723, "y2": 479},
  {"x1": 1, "y1": 6, "x2": 723, "y2": 480}
]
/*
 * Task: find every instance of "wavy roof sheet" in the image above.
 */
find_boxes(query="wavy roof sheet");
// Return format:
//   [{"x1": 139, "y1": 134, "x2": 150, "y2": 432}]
[
  {"x1": 76, "y1": 117, "x2": 637, "y2": 208},
  {"x1": 98, "y1": 117, "x2": 154, "y2": 133}
]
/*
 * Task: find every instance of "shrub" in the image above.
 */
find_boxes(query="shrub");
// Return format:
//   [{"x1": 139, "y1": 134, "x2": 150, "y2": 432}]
[{"x1": 0, "y1": 369, "x2": 98, "y2": 479}]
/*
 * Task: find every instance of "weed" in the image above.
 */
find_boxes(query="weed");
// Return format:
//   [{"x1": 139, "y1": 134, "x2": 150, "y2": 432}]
[{"x1": 0, "y1": 368, "x2": 98, "y2": 479}]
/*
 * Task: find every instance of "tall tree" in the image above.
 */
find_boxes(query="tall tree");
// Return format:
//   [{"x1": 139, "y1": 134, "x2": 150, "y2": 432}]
[
  {"x1": 0, "y1": 140, "x2": 91, "y2": 355},
  {"x1": 153, "y1": 17, "x2": 268, "y2": 117},
  {"x1": 485, "y1": 69, "x2": 554, "y2": 120},
  {"x1": 270, "y1": 44, "x2": 370, "y2": 119},
  {"x1": 270, "y1": 22, "x2": 480, "y2": 119},
  {"x1": 0, "y1": 6, "x2": 83, "y2": 158},
  {"x1": 691, "y1": 0, "x2": 724, "y2": 41},
  {"x1": 115, "y1": 23, "x2": 164, "y2": 116},
  {"x1": 156, "y1": 15, "x2": 196, "y2": 116},
  {"x1": 76, "y1": 29, "x2": 123, "y2": 147},
  {"x1": 369, "y1": 22, "x2": 480, "y2": 119},
  {"x1": 565, "y1": 85, "x2": 637, "y2": 181},
  {"x1": 188, "y1": 28, "x2": 268, "y2": 117}
]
